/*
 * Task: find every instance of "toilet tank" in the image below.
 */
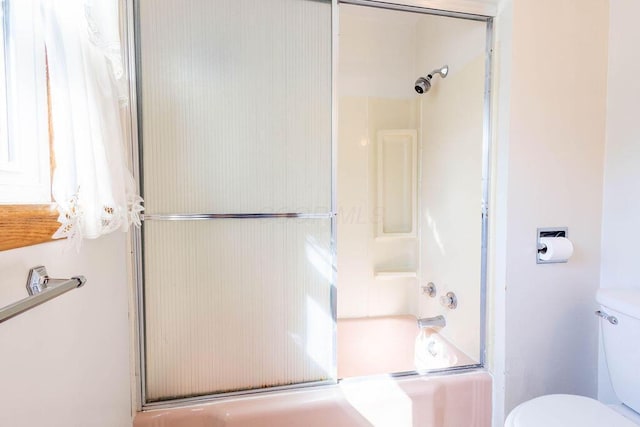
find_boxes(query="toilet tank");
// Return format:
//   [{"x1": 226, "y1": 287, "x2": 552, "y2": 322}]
[{"x1": 596, "y1": 289, "x2": 640, "y2": 413}]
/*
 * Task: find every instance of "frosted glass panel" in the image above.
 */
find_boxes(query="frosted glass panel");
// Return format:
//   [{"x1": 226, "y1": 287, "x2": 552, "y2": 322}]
[
  {"x1": 138, "y1": 0, "x2": 332, "y2": 214},
  {"x1": 144, "y1": 219, "x2": 334, "y2": 401}
]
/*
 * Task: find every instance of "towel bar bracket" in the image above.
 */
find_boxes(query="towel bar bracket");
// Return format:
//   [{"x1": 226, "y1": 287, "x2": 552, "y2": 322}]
[
  {"x1": 0, "y1": 266, "x2": 86, "y2": 324},
  {"x1": 26, "y1": 266, "x2": 86, "y2": 295},
  {"x1": 27, "y1": 265, "x2": 48, "y2": 295}
]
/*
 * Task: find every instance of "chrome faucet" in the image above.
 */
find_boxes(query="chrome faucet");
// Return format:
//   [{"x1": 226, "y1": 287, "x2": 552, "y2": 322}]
[{"x1": 417, "y1": 315, "x2": 446, "y2": 329}]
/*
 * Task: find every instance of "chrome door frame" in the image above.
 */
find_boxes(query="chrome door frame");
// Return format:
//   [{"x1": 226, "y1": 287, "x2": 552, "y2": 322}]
[{"x1": 123, "y1": 0, "x2": 494, "y2": 410}]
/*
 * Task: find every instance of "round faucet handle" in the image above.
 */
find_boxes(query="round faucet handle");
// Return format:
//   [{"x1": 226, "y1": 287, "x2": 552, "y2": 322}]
[
  {"x1": 422, "y1": 282, "x2": 437, "y2": 298},
  {"x1": 440, "y1": 292, "x2": 458, "y2": 309}
]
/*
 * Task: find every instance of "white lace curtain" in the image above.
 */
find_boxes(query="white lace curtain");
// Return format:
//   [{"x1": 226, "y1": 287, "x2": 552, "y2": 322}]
[{"x1": 41, "y1": 0, "x2": 142, "y2": 248}]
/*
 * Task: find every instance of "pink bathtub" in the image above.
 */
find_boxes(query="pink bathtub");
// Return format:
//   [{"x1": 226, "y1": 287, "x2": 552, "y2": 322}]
[
  {"x1": 134, "y1": 315, "x2": 491, "y2": 427},
  {"x1": 338, "y1": 315, "x2": 476, "y2": 377}
]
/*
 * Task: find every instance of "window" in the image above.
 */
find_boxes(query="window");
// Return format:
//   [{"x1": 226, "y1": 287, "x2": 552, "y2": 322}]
[{"x1": 0, "y1": 0, "x2": 58, "y2": 251}]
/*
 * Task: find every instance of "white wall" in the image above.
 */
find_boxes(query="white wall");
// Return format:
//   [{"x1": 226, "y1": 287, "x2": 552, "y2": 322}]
[
  {"x1": 0, "y1": 234, "x2": 132, "y2": 427},
  {"x1": 487, "y1": 1, "x2": 512, "y2": 424},
  {"x1": 600, "y1": 0, "x2": 640, "y2": 292},
  {"x1": 599, "y1": 0, "x2": 640, "y2": 403},
  {"x1": 496, "y1": 0, "x2": 609, "y2": 417}
]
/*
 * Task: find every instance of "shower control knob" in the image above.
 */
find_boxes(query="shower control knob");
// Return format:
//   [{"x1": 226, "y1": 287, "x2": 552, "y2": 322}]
[
  {"x1": 440, "y1": 292, "x2": 458, "y2": 310},
  {"x1": 422, "y1": 282, "x2": 437, "y2": 298}
]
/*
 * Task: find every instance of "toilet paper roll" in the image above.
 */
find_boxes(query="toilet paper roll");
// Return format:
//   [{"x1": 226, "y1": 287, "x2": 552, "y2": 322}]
[{"x1": 539, "y1": 237, "x2": 574, "y2": 262}]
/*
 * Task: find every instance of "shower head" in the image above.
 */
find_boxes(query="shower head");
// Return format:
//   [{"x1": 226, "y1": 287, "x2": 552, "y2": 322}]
[
  {"x1": 414, "y1": 64, "x2": 449, "y2": 94},
  {"x1": 414, "y1": 76, "x2": 431, "y2": 94}
]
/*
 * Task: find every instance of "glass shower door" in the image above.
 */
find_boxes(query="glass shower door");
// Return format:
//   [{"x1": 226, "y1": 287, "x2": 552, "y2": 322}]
[{"x1": 135, "y1": 0, "x2": 333, "y2": 402}]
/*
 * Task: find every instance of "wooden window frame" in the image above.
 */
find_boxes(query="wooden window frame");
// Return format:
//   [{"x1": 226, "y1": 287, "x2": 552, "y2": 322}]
[{"x1": 0, "y1": 204, "x2": 58, "y2": 251}]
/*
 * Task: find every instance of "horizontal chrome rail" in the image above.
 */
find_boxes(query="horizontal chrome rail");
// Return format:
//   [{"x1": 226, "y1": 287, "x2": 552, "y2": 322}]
[
  {"x1": 338, "y1": 0, "x2": 493, "y2": 21},
  {"x1": 0, "y1": 266, "x2": 86, "y2": 324},
  {"x1": 143, "y1": 213, "x2": 335, "y2": 221}
]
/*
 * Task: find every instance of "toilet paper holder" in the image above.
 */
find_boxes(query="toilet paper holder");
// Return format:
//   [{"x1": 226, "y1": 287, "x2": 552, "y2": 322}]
[{"x1": 537, "y1": 227, "x2": 568, "y2": 264}]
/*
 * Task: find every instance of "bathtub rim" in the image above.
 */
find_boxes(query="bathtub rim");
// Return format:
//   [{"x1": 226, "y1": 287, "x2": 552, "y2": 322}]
[{"x1": 140, "y1": 364, "x2": 485, "y2": 411}]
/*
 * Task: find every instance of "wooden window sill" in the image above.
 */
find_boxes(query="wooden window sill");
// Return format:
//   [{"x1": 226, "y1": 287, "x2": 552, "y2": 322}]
[{"x1": 0, "y1": 204, "x2": 59, "y2": 251}]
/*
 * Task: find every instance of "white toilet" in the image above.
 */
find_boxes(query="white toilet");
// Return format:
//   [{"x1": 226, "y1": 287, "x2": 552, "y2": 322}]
[{"x1": 505, "y1": 288, "x2": 640, "y2": 427}]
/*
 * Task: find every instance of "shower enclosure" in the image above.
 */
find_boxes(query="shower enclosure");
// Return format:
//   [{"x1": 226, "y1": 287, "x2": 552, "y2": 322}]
[
  {"x1": 336, "y1": 3, "x2": 490, "y2": 377},
  {"x1": 129, "y1": 0, "x2": 491, "y2": 407}
]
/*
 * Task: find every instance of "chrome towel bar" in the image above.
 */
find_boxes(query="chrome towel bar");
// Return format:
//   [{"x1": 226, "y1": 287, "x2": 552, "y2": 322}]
[
  {"x1": 0, "y1": 266, "x2": 86, "y2": 324},
  {"x1": 142, "y1": 212, "x2": 335, "y2": 221}
]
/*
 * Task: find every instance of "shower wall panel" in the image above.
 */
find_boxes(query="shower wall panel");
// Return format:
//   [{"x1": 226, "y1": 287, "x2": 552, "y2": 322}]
[
  {"x1": 417, "y1": 17, "x2": 486, "y2": 362},
  {"x1": 337, "y1": 6, "x2": 420, "y2": 318},
  {"x1": 337, "y1": 97, "x2": 420, "y2": 318}
]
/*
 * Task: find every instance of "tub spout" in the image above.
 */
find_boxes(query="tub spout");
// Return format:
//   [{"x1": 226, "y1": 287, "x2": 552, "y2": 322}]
[{"x1": 417, "y1": 315, "x2": 446, "y2": 329}]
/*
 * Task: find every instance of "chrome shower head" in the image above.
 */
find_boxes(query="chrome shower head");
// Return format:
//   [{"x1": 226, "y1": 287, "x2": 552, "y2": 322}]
[
  {"x1": 414, "y1": 64, "x2": 449, "y2": 94},
  {"x1": 414, "y1": 76, "x2": 431, "y2": 94}
]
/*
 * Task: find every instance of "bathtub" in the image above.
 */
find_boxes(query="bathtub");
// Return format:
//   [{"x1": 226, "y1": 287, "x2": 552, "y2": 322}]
[
  {"x1": 337, "y1": 315, "x2": 476, "y2": 377},
  {"x1": 134, "y1": 315, "x2": 491, "y2": 427}
]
